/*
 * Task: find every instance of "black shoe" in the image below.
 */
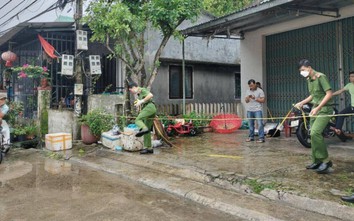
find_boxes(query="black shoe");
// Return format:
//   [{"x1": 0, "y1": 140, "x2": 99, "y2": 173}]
[
  {"x1": 341, "y1": 194, "x2": 354, "y2": 203},
  {"x1": 306, "y1": 162, "x2": 322, "y2": 170},
  {"x1": 316, "y1": 161, "x2": 333, "y2": 174},
  {"x1": 140, "y1": 149, "x2": 153, "y2": 154},
  {"x1": 135, "y1": 128, "x2": 150, "y2": 137}
]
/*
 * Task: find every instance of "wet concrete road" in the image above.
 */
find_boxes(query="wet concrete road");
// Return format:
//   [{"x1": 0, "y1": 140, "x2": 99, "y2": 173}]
[
  {"x1": 1, "y1": 130, "x2": 354, "y2": 220},
  {"x1": 0, "y1": 149, "x2": 240, "y2": 221},
  {"x1": 158, "y1": 130, "x2": 354, "y2": 203}
]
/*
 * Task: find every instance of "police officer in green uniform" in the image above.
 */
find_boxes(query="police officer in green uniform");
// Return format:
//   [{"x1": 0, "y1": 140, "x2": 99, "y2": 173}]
[
  {"x1": 128, "y1": 81, "x2": 157, "y2": 154},
  {"x1": 295, "y1": 59, "x2": 333, "y2": 174}
]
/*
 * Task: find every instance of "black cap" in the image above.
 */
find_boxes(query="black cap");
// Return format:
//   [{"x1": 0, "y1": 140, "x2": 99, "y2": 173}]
[{"x1": 127, "y1": 81, "x2": 138, "y2": 88}]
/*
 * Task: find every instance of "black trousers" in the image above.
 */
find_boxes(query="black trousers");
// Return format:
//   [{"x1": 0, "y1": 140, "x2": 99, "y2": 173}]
[{"x1": 335, "y1": 106, "x2": 354, "y2": 130}]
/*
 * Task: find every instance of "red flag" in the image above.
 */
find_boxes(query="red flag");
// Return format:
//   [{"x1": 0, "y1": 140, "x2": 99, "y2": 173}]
[{"x1": 38, "y1": 34, "x2": 58, "y2": 59}]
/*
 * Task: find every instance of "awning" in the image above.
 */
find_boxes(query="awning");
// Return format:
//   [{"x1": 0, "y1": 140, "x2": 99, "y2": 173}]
[
  {"x1": 0, "y1": 22, "x2": 74, "y2": 50},
  {"x1": 181, "y1": 0, "x2": 354, "y2": 39}
]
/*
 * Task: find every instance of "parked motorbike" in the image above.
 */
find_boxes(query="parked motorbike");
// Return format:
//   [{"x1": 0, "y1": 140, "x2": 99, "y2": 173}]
[
  {"x1": 166, "y1": 120, "x2": 197, "y2": 137},
  {"x1": 289, "y1": 103, "x2": 348, "y2": 148}
]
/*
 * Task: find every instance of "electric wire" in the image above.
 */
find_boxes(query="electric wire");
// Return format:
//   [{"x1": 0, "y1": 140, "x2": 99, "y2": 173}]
[
  {"x1": 0, "y1": 0, "x2": 75, "y2": 36},
  {"x1": 0, "y1": 0, "x2": 13, "y2": 11},
  {"x1": 26, "y1": 0, "x2": 46, "y2": 13},
  {"x1": 0, "y1": 0, "x2": 40, "y2": 29},
  {"x1": 0, "y1": 0, "x2": 74, "y2": 29},
  {"x1": 0, "y1": 0, "x2": 27, "y2": 23}
]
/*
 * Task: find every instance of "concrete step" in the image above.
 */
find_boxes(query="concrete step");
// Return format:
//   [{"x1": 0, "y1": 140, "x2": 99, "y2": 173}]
[{"x1": 70, "y1": 150, "x2": 347, "y2": 221}]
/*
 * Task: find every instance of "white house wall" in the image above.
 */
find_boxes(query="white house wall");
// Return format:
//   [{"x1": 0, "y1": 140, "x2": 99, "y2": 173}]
[{"x1": 240, "y1": 4, "x2": 354, "y2": 118}]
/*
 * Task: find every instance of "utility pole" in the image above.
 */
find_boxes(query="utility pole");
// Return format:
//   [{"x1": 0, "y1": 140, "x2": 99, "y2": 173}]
[
  {"x1": 73, "y1": 0, "x2": 83, "y2": 139},
  {"x1": 74, "y1": 0, "x2": 83, "y2": 117},
  {"x1": 182, "y1": 39, "x2": 186, "y2": 115}
]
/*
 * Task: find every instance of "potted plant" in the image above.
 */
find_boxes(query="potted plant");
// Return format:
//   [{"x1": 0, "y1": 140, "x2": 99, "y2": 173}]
[
  {"x1": 37, "y1": 77, "x2": 51, "y2": 90},
  {"x1": 183, "y1": 112, "x2": 213, "y2": 133},
  {"x1": 24, "y1": 123, "x2": 38, "y2": 140},
  {"x1": 12, "y1": 64, "x2": 49, "y2": 79},
  {"x1": 4, "y1": 101, "x2": 24, "y2": 126},
  {"x1": 3, "y1": 101, "x2": 24, "y2": 142},
  {"x1": 79, "y1": 109, "x2": 115, "y2": 144},
  {"x1": 12, "y1": 64, "x2": 50, "y2": 90},
  {"x1": 13, "y1": 125, "x2": 27, "y2": 142},
  {"x1": 13, "y1": 120, "x2": 39, "y2": 141}
]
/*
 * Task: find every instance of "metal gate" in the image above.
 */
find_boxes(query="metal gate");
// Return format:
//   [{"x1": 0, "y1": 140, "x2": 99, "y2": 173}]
[
  {"x1": 266, "y1": 18, "x2": 354, "y2": 131},
  {"x1": 12, "y1": 38, "x2": 41, "y2": 118},
  {"x1": 341, "y1": 17, "x2": 354, "y2": 131}
]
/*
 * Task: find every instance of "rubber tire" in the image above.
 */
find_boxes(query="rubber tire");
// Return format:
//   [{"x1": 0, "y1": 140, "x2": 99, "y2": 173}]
[
  {"x1": 296, "y1": 121, "x2": 311, "y2": 148},
  {"x1": 190, "y1": 128, "x2": 197, "y2": 136}
]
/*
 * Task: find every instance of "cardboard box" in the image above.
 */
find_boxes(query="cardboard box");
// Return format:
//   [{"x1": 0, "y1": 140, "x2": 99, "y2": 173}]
[
  {"x1": 101, "y1": 132, "x2": 123, "y2": 149},
  {"x1": 45, "y1": 133, "x2": 72, "y2": 151}
]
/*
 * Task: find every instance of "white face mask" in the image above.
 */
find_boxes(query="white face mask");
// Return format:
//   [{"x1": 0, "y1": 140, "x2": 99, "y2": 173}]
[{"x1": 300, "y1": 70, "x2": 309, "y2": 78}]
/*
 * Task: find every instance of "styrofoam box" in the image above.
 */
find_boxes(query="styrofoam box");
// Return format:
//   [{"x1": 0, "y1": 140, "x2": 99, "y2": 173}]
[
  {"x1": 101, "y1": 132, "x2": 123, "y2": 149},
  {"x1": 121, "y1": 134, "x2": 144, "y2": 152},
  {"x1": 45, "y1": 133, "x2": 72, "y2": 151}
]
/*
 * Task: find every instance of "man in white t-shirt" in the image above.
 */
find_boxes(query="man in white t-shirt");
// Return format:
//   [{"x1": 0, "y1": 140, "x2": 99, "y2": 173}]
[
  {"x1": 332, "y1": 71, "x2": 354, "y2": 137},
  {"x1": 245, "y1": 79, "x2": 265, "y2": 143}
]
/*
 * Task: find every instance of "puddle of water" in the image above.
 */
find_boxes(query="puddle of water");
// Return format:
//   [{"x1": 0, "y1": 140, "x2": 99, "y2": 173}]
[
  {"x1": 0, "y1": 149, "x2": 239, "y2": 221},
  {"x1": 44, "y1": 158, "x2": 72, "y2": 175},
  {"x1": 0, "y1": 161, "x2": 33, "y2": 182}
]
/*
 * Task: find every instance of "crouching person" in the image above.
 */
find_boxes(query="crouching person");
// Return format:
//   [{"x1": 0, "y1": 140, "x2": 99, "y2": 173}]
[{"x1": 128, "y1": 81, "x2": 157, "y2": 154}]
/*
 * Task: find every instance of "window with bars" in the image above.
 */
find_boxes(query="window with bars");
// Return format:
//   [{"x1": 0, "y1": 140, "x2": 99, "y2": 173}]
[
  {"x1": 169, "y1": 65, "x2": 193, "y2": 99},
  {"x1": 234, "y1": 72, "x2": 241, "y2": 99}
]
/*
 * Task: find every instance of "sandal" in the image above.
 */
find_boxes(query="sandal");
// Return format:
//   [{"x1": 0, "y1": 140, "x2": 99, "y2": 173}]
[
  {"x1": 334, "y1": 128, "x2": 342, "y2": 135},
  {"x1": 256, "y1": 139, "x2": 265, "y2": 143},
  {"x1": 330, "y1": 126, "x2": 342, "y2": 135},
  {"x1": 246, "y1": 138, "x2": 254, "y2": 142}
]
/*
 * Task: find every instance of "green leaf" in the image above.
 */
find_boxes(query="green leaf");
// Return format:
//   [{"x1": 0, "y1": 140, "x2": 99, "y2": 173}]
[
  {"x1": 203, "y1": 0, "x2": 252, "y2": 17},
  {"x1": 83, "y1": 0, "x2": 203, "y2": 87}
]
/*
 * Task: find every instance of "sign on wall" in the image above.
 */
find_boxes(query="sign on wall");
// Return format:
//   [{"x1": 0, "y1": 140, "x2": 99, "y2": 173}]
[{"x1": 74, "y1": 83, "x2": 83, "y2": 95}]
